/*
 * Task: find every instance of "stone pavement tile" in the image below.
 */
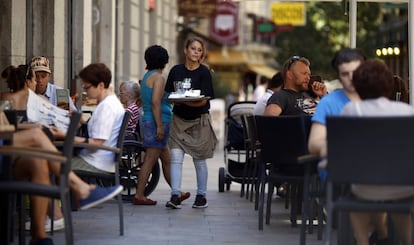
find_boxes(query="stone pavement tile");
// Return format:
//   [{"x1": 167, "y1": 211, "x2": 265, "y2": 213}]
[{"x1": 15, "y1": 146, "x2": 329, "y2": 245}]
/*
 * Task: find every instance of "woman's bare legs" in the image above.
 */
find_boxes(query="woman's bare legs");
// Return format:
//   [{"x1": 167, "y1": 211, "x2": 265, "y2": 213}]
[
  {"x1": 50, "y1": 200, "x2": 63, "y2": 220},
  {"x1": 13, "y1": 127, "x2": 57, "y2": 149},
  {"x1": 13, "y1": 159, "x2": 93, "y2": 242},
  {"x1": 14, "y1": 158, "x2": 51, "y2": 240},
  {"x1": 14, "y1": 128, "x2": 91, "y2": 221},
  {"x1": 390, "y1": 213, "x2": 412, "y2": 245},
  {"x1": 159, "y1": 148, "x2": 171, "y2": 186},
  {"x1": 11, "y1": 127, "x2": 121, "y2": 243},
  {"x1": 13, "y1": 128, "x2": 95, "y2": 236},
  {"x1": 13, "y1": 127, "x2": 93, "y2": 198},
  {"x1": 134, "y1": 147, "x2": 162, "y2": 201},
  {"x1": 350, "y1": 212, "x2": 388, "y2": 245},
  {"x1": 372, "y1": 212, "x2": 388, "y2": 240}
]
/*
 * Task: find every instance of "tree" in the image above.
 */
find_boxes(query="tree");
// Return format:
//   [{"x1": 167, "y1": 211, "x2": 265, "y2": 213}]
[{"x1": 274, "y1": 2, "x2": 381, "y2": 80}]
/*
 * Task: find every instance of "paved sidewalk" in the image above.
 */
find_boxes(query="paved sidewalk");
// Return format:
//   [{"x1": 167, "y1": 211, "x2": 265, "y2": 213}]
[{"x1": 20, "y1": 145, "x2": 328, "y2": 245}]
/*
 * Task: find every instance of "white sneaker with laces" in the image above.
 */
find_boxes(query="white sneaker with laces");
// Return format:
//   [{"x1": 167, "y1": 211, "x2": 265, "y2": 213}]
[{"x1": 25, "y1": 217, "x2": 65, "y2": 232}]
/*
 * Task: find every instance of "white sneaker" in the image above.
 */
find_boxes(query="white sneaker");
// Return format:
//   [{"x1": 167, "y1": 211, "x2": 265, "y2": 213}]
[{"x1": 25, "y1": 217, "x2": 65, "y2": 232}]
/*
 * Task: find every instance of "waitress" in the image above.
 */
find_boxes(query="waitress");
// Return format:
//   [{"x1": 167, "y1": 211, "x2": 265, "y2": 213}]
[{"x1": 165, "y1": 37, "x2": 217, "y2": 209}]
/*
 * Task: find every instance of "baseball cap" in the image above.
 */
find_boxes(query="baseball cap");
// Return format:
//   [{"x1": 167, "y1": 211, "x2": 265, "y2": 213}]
[{"x1": 30, "y1": 56, "x2": 52, "y2": 74}]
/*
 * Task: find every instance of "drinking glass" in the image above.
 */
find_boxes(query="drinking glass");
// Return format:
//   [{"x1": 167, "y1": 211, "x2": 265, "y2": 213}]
[
  {"x1": 174, "y1": 81, "x2": 184, "y2": 95},
  {"x1": 183, "y1": 78, "x2": 192, "y2": 92}
]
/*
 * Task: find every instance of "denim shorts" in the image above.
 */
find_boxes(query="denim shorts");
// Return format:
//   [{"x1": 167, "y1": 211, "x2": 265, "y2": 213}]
[{"x1": 142, "y1": 121, "x2": 170, "y2": 148}]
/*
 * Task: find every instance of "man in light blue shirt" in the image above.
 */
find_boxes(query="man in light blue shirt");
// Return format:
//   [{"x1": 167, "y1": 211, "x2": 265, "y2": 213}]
[
  {"x1": 308, "y1": 48, "x2": 366, "y2": 158},
  {"x1": 30, "y1": 56, "x2": 77, "y2": 111}
]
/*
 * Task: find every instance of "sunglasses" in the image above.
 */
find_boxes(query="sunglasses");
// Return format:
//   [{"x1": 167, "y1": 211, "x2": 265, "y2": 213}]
[{"x1": 287, "y1": 56, "x2": 301, "y2": 69}]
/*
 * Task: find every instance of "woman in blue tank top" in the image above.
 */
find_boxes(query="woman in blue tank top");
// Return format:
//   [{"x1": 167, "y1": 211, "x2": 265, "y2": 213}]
[{"x1": 132, "y1": 45, "x2": 173, "y2": 205}]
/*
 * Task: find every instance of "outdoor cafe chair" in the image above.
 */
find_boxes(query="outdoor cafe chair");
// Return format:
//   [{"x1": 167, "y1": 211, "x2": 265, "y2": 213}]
[
  {"x1": 254, "y1": 115, "x2": 312, "y2": 230},
  {"x1": 297, "y1": 153, "x2": 324, "y2": 244},
  {"x1": 325, "y1": 116, "x2": 414, "y2": 245},
  {"x1": 240, "y1": 114, "x2": 260, "y2": 203},
  {"x1": 0, "y1": 111, "x2": 81, "y2": 245},
  {"x1": 71, "y1": 111, "x2": 130, "y2": 236}
]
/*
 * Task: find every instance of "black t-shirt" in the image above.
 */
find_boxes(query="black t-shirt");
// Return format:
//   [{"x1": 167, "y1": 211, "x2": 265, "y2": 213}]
[
  {"x1": 166, "y1": 64, "x2": 215, "y2": 120},
  {"x1": 266, "y1": 89, "x2": 316, "y2": 115}
]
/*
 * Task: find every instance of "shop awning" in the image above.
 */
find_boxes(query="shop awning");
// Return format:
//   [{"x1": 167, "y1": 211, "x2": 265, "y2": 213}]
[
  {"x1": 247, "y1": 64, "x2": 278, "y2": 79},
  {"x1": 208, "y1": 50, "x2": 249, "y2": 65},
  {"x1": 208, "y1": 49, "x2": 278, "y2": 78}
]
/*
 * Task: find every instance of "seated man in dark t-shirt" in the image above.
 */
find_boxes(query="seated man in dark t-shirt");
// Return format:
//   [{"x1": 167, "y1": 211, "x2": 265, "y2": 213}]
[
  {"x1": 264, "y1": 56, "x2": 327, "y2": 116},
  {"x1": 262, "y1": 56, "x2": 327, "y2": 193}
]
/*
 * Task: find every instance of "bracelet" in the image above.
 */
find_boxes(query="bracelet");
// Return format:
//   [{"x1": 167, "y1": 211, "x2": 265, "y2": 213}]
[{"x1": 84, "y1": 137, "x2": 89, "y2": 143}]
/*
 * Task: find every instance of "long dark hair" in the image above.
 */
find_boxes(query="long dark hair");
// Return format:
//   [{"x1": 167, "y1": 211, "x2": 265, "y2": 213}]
[{"x1": 1, "y1": 64, "x2": 32, "y2": 92}]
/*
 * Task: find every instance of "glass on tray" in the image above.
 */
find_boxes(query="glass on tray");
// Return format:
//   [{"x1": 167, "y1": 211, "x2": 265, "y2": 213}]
[{"x1": 174, "y1": 81, "x2": 185, "y2": 95}]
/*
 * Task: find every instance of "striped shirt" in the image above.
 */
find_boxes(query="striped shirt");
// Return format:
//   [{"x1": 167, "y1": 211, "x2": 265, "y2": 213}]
[{"x1": 125, "y1": 103, "x2": 141, "y2": 134}]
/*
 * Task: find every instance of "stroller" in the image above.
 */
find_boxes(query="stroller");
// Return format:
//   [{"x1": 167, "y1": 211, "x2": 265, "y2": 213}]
[{"x1": 219, "y1": 101, "x2": 256, "y2": 192}]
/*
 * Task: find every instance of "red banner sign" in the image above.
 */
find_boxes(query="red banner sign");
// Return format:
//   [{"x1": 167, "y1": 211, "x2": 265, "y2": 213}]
[{"x1": 209, "y1": 1, "x2": 239, "y2": 46}]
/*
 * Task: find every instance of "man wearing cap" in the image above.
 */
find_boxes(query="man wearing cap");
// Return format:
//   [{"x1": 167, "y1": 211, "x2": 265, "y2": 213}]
[{"x1": 30, "y1": 56, "x2": 77, "y2": 111}]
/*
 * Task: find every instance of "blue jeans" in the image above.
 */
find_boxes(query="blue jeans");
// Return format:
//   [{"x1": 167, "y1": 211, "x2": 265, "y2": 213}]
[{"x1": 170, "y1": 148, "x2": 208, "y2": 197}]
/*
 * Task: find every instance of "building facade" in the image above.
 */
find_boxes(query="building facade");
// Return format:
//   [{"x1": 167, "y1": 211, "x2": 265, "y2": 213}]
[{"x1": 0, "y1": 0, "x2": 178, "y2": 107}]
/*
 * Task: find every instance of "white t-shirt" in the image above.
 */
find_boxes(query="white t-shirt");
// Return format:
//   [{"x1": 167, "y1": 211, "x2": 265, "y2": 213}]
[
  {"x1": 253, "y1": 89, "x2": 273, "y2": 115},
  {"x1": 253, "y1": 85, "x2": 266, "y2": 101},
  {"x1": 79, "y1": 94, "x2": 125, "y2": 172}
]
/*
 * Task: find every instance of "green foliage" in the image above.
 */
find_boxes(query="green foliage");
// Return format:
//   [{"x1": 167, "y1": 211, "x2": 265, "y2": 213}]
[{"x1": 274, "y1": 2, "x2": 381, "y2": 81}]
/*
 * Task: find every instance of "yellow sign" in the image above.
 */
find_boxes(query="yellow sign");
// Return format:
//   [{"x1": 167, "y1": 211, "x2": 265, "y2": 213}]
[{"x1": 271, "y1": 3, "x2": 306, "y2": 26}]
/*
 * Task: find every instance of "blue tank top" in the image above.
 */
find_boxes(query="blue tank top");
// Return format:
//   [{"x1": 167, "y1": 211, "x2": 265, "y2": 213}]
[{"x1": 141, "y1": 70, "x2": 172, "y2": 123}]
